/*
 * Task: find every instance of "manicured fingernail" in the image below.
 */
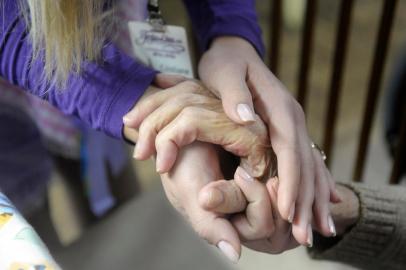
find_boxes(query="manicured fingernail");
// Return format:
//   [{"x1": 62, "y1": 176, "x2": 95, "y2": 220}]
[
  {"x1": 328, "y1": 215, "x2": 336, "y2": 237},
  {"x1": 133, "y1": 143, "x2": 141, "y2": 159},
  {"x1": 237, "y1": 166, "x2": 254, "y2": 182},
  {"x1": 156, "y1": 153, "x2": 163, "y2": 173},
  {"x1": 123, "y1": 116, "x2": 131, "y2": 125},
  {"x1": 132, "y1": 146, "x2": 138, "y2": 159},
  {"x1": 288, "y1": 205, "x2": 295, "y2": 223},
  {"x1": 133, "y1": 143, "x2": 140, "y2": 159},
  {"x1": 307, "y1": 224, "x2": 313, "y2": 247},
  {"x1": 237, "y1": 104, "x2": 255, "y2": 122},
  {"x1": 201, "y1": 188, "x2": 224, "y2": 208},
  {"x1": 217, "y1": 241, "x2": 239, "y2": 263}
]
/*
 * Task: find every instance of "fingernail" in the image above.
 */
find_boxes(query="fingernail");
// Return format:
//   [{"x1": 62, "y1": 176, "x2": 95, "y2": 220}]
[
  {"x1": 237, "y1": 104, "x2": 255, "y2": 122},
  {"x1": 307, "y1": 224, "x2": 313, "y2": 247},
  {"x1": 133, "y1": 143, "x2": 141, "y2": 159},
  {"x1": 123, "y1": 116, "x2": 131, "y2": 125},
  {"x1": 217, "y1": 241, "x2": 239, "y2": 263},
  {"x1": 328, "y1": 215, "x2": 336, "y2": 237},
  {"x1": 288, "y1": 205, "x2": 295, "y2": 223},
  {"x1": 237, "y1": 166, "x2": 254, "y2": 182},
  {"x1": 156, "y1": 153, "x2": 163, "y2": 173},
  {"x1": 132, "y1": 146, "x2": 138, "y2": 159},
  {"x1": 201, "y1": 188, "x2": 224, "y2": 209}
]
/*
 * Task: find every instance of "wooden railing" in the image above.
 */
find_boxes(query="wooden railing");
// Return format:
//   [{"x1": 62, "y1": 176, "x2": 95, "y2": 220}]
[{"x1": 269, "y1": 0, "x2": 402, "y2": 183}]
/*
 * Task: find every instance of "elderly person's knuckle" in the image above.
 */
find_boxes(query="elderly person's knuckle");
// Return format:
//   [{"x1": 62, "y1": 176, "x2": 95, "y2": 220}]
[
  {"x1": 179, "y1": 106, "x2": 199, "y2": 123},
  {"x1": 179, "y1": 80, "x2": 203, "y2": 93},
  {"x1": 177, "y1": 92, "x2": 196, "y2": 103},
  {"x1": 140, "y1": 95, "x2": 158, "y2": 109},
  {"x1": 155, "y1": 130, "x2": 169, "y2": 149},
  {"x1": 138, "y1": 118, "x2": 154, "y2": 135}
]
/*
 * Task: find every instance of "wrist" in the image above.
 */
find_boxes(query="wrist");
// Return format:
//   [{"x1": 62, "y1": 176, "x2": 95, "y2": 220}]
[
  {"x1": 330, "y1": 185, "x2": 360, "y2": 235},
  {"x1": 210, "y1": 36, "x2": 257, "y2": 53}
]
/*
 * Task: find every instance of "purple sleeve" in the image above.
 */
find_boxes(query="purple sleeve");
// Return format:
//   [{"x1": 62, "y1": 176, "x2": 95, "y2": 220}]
[
  {"x1": 0, "y1": 0, "x2": 158, "y2": 139},
  {"x1": 183, "y1": 0, "x2": 265, "y2": 58}
]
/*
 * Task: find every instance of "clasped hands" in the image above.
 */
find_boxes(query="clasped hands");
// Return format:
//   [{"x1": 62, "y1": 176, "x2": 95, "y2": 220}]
[{"x1": 123, "y1": 37, "x2": 341, "y2": 262}]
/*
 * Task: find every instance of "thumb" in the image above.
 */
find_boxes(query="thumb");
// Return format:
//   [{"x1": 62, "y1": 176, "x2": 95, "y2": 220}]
[
  {"x1": 188, "y1": 207, "x2": 242, "y2": 263},
  {"x1": 200, "y1": 65, "x2": 256, "y2": 125},
  {"x1": 204, "y1": 217, "x2": 242, "y2": 263},
  {"x1": 199, "y1": 180, "x2": 247, "y2": 214}
]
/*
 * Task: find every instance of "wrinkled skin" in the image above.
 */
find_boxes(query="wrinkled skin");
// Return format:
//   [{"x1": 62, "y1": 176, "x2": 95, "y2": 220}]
[
  {"x1": 124, "y1": 79, "x2": 274, "y2": 180},
  {"x1": 123, "y1": 74, "x2": 337, "y2": 253}
]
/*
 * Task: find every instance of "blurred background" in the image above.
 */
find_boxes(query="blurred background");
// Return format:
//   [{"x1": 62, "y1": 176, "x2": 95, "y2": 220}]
[{"x1": 2, "y1": 0, "x2": 405, "y2": 269}]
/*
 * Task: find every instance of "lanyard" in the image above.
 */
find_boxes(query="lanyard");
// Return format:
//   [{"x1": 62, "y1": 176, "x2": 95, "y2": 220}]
[{"x1": 147, "y1": 0, "x2": 165, "y2": 31}]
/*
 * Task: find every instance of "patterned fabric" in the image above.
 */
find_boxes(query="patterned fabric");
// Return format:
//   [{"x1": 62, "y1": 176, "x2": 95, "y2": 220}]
[{"x1": 0, "y1": 193, "x2": 61, "y2": 270}]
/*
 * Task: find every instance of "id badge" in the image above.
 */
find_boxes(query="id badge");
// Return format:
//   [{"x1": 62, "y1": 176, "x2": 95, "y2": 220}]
[{"x1": 128, "y1": 22, "x2": 194, "y2": 78}]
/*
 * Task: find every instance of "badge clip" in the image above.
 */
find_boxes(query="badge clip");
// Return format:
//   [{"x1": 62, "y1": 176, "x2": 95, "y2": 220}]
[{"x1": 147, "y1": 0, "x2": 166, "y2": 32}]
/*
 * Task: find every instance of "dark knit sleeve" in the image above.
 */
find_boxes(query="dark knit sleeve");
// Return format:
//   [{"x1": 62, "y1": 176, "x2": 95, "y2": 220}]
[{"x1": 309, "y1": 183, "x2": 406, "y2": 270}]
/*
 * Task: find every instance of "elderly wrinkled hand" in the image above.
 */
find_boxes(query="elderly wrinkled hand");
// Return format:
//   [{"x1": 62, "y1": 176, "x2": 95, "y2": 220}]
[{"x1": 123, "y1": 76, "x2": 272, "y2": 180}]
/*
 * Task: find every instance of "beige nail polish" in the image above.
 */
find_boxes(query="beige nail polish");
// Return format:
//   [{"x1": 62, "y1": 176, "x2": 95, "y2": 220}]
[
  {"x1": 237, "y1": 166, "x2": 254, "y2": 182},
  {"x1": 155, "y1": 153, "x2": 163, "y2": 173},
  {"x1": 122, "y1": 116, "x2": 131, "y2": 124},
  {"x1": 288, "y1": 205, "x2": 295, "y2": 223},
  {"x1": 132, "y1": 146, "x2": 138, "y2": 159},
  {"x1": 328, "y1": 215, "x2": 337, "y2": 237},
  {"x1": 307, "y1": 224, "x2": 313, "y2": 247},
  {"x1": 217, "y1": 241, "x2": 239, "y2": 263},
  {"x1": 133, "y1": 143, "x2": 141, "y2": 159},
  {"x1": 237, "y1": 104, "x2": 255, "y2": 122}
]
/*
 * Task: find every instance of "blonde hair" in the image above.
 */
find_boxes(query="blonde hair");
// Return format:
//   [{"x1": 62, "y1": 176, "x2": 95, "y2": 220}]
[{"x1": 22, "y1": 0, "x2": 115, "y2": 86}]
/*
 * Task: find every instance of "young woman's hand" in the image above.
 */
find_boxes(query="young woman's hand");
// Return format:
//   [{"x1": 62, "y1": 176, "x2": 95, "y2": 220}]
[{"x1": 198, "y1": 36, "x2": 341, "y2": 245}]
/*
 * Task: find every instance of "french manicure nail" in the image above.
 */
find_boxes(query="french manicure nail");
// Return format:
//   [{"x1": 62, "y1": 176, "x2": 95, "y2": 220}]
[
  {"x1": 132, "y1": 146, "x2": 138, "y2": 159},
  {"x1": 217, "y1": 241, "x2": 239, "y2": 263},
  {"x1": 307, "y1": 224, "x2": 313, "y2": 247},
  {"x1": 133, "y1": 144, "x2": 141, "y2": 159},
  {"x1": 156, "y1": 153, "x2": 163, "y2": 173},
  {"x1": 122, "y1": 116, "x2": 131, "y2": 125},
  {"x1": 328, "y1": 215, "x2": 336, "y2": 237},
  {"x1": 237, "y1": 166, "x2": 254, "y2": 182},
  {"x1": 288, "y1": 205, "x2": 295, "y2": 223},
  {"x1": 237, "y1": 104, "x2": 255, "y2": 122}
]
